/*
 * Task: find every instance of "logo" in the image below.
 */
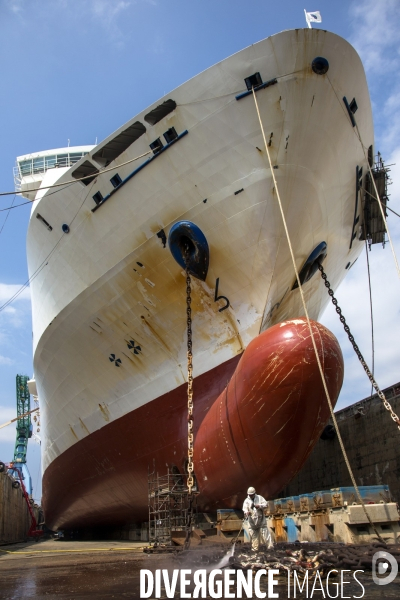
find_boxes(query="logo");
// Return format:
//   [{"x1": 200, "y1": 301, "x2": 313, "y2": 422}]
[{"x1": 372, "y1": 551, "x2": 398, "y2": 586}]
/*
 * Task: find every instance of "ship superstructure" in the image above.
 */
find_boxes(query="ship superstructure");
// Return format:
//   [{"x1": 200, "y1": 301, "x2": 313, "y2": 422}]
[{"x1": 14, "y1": 146, "x2": 93, "y2": 201}]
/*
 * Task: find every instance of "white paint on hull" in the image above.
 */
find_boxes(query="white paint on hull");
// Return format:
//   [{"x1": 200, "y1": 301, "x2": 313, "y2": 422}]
[{"x1": 23, "y1": 29, "x2": 373, "y2": 475}]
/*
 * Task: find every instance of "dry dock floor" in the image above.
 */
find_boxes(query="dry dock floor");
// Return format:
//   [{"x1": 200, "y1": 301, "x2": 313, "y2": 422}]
[{"x1": 0, "y1": 539, "x2": 399, "y2": 599}]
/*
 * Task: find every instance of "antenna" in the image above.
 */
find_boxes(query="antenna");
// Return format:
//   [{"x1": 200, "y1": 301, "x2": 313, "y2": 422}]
[{"x1": 68, "y1": 139, "x2": 70, "y2": 147}]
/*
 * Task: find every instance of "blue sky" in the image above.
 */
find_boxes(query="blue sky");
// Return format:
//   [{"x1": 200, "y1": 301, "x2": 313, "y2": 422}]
[{"x1": 0, "y1": 0, "x2": 399, "y2": 503}]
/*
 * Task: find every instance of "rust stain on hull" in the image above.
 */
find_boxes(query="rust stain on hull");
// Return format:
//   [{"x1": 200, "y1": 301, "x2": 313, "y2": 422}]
[
  {"x1": 98, "y1": 404, "x2": 110, "y2": 422},
  {"x1": 69, "y1": 426, "x2": 79, "y2": 441},
  {"x1": 79, "y1": 418, "x2": 90, "y2": 435},
  {"x1": 140, "y1": 316, "x2": 185, "y2": 381}
]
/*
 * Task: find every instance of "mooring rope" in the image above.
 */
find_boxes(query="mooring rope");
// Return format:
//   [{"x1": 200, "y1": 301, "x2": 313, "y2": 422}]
[
  {"x1": 364, "y1": 240, "x2": 375, "y2": 400},
  {"x1": 251, "y1": 87, "x2": 385, "y2": 542},
  {"x1": 0, "y1": 150, "x2": 153, "y2": 198},
  {"x1": 0, "y1": 407, "x2": 39, "y2": 430}
]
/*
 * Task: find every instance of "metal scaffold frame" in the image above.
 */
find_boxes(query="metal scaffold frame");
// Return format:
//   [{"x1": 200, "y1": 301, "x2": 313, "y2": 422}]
[{"x1": 148, "y1": 466, "x2": 196, "y2": 547}]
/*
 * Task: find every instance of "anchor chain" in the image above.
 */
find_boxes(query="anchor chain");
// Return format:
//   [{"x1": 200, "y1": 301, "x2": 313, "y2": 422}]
[
  {"x1": 318, "y1": 262, "x2": 400, "y2": 431},
  {"x1": 183, "y1": 250, "x2": 195, "y2": 551},
  {"x1": 185, "y1": 254, "x2": 195, "y2": 494}
]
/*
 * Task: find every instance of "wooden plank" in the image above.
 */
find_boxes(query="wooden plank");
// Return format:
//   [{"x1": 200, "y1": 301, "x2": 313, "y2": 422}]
[
  {"x1": 220, "y1": 519, "x2": 242, "y2": 531},
  {"x1": 193, "y1": 528, "x2": 206, "y2": 539}
]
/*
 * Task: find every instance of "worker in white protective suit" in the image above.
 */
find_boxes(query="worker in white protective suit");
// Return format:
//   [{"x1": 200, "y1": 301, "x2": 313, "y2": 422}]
[{"x1": 242, "y1": 486, "x2": 272, "y2": 551}]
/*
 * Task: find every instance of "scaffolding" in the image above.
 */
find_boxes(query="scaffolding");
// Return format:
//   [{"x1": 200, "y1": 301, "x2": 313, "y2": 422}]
[
  {"x1": 148, "y1": 466, "x2": 195, "y2": 546},
  {"x1": 360, "y1": 152, "x2": 391, "y2": 247}
]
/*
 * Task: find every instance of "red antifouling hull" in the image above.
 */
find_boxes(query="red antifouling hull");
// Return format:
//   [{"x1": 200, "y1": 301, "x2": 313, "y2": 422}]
[
  {"x1": 42, "y1": 319, "x2": 343, "y2": 529},
  {"x1": 195, "y1": 318, "x2": 343, "y2": 510}
]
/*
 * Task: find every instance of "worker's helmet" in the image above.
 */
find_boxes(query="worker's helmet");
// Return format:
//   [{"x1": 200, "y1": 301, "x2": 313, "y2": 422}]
[{"x1": 247, "y1": 486, "x2": 256, "y2": 495}]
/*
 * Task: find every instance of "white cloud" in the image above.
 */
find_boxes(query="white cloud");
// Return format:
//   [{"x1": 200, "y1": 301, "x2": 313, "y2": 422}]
[
  {"x1": 387, "y1": 147, "x2": 400, "y2": 204},
  {"x1": 0, "y1": 356, "x2": 14, "y2": 366},
  {"x1": 319, "y1": 0, "x2": 400, "y2": 411},
  {"x1": 75, "y1": 0, "x2": 134, "y2": 25},
  {"x1": 0, "y1": 284, "x2": 30, "y2": 303},
  {"x1": 349, "y1": 0, "x2": 400, "y2": 74},
  {"x1": 321, "y1": 237, "x2": 400, "y2": 409},
  {"x1": 0, "y1": 311, "x2": 28, "y2": 331},
  {"x1": 349, "y1": 0, "x2": 400, "y2": 158},
  {"x1": 90, "y1": 0, "x2": 132, "y2": 20},
  {"x1": 0, "y1": 407, "x2": 18, "y2": 443},
  {"x1": 0, "y1": 284, "x2": 31, "y2": 331},
  {"x1": 5, "y1": 0, "x2": 136, "y2": 42},
  {"x1": 7, "y1": 0, "x2": 24, "y2": 14},
  {"x1": 85, "y1": 0, "x2": 134, "y2": 43},
  {"x1": 378, "y1": 86, "x2": 400, "y2": 157}
]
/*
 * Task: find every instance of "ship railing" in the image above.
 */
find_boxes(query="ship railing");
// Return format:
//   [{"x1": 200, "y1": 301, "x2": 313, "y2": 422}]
[
  {"x1": 13, "y1": 167, "x2": 22, "y2": 192},
  {"x1": 14, "y1": 152, "x2": 89, "y2": 191}
]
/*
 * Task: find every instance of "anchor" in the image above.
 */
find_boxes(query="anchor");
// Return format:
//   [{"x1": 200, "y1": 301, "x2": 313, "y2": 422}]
[{"x1": 168, "y1": 221, "x2": 209, "y2": 281}]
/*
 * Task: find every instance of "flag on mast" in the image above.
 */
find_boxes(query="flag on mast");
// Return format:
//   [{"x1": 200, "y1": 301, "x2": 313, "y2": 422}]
[{"x1": 304, "y1": 9, "x2": 322, "y2": 28}]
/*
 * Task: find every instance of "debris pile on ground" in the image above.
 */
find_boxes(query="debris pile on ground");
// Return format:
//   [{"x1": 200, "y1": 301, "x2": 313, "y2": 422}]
[
  {"x1": 173, "y1": 541, "x2": 400, "y2": 576},
  {"x1": 235, "y1": 542, "x2": 400, "y2": 575}
]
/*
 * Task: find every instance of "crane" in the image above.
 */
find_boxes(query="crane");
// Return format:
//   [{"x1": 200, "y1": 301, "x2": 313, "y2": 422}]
[
  {"x1": 7, "y1": 375, "x2": 33, "y2": 495},
  {"x1": 3, "y1": 375, "x2": 44, "y2": 541}
]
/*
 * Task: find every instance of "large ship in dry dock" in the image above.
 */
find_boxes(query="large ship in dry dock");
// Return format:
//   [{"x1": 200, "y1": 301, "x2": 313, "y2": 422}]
[{"x1": 16, "y1": 28, "x2": 376, "y2": 530}]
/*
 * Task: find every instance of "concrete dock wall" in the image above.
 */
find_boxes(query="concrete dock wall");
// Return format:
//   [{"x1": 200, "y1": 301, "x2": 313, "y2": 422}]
[
  {"x1": 0, "y1": 471, "x2": 40, "y2": 545},
  {"x1": 280, "y1": 384, "x2": 400, "y2": 502}
]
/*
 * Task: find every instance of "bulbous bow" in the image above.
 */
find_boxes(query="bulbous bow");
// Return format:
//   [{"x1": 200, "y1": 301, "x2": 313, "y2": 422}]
[{"x1": 194, "y1": 318, "x2": 344, "y2": 510}]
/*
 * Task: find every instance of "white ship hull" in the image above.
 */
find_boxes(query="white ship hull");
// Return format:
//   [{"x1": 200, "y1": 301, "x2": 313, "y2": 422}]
[{"x1": 23, "y1": 28, "x2": 373, "y2": 528}]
